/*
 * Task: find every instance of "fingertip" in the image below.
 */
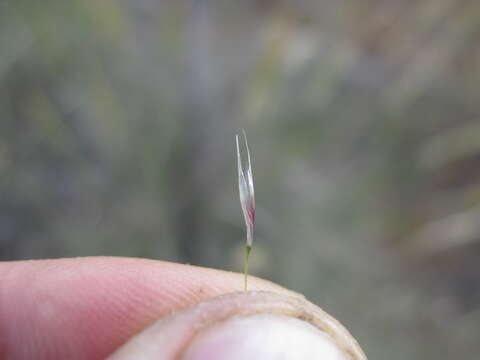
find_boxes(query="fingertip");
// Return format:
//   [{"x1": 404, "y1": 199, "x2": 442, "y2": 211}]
[
  {"x1": 0, "y1": 257, "x2": 293, "y2": 359},
  {"x1": 108, "y1": 291, "x2": 367, "y2": 360}
]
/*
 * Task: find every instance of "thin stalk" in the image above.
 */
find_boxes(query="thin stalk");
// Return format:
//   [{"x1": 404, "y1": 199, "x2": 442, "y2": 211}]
[{"x1": 244, "y1": 244, "x2": 252, "y2": 291}]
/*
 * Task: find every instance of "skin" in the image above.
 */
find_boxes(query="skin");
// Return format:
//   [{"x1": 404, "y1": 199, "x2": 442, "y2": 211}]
[
  {"x1": 108, "y1": 291, "x2": 366, "y2": 360},
  {"x1": 0, "y1": 257, "x2": 297, "y2": 360}
]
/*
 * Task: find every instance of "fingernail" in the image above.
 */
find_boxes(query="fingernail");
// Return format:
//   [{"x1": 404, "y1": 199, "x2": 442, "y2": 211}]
[
  {"x1": 182, "y1": 313, "x2": 349, "y2": 360},
  {"x1": 107, "y1": 291, "x2": 367, "y2": 360}
]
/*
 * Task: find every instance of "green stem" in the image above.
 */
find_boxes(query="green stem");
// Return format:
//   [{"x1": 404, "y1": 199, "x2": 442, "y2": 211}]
[{"x1": 244, "y1": 244, "x2": 252, "y2": 291}]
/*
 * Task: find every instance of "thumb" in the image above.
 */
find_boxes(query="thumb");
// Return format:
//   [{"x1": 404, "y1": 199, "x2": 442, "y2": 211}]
[{"x1": 108, "y1": 291, "x2": 367, "y2": 360}]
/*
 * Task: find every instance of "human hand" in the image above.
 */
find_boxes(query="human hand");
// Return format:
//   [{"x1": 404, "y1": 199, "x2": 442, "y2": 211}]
[{"x1": 0, "y1": 257, "x2": 366, "y2": 359}]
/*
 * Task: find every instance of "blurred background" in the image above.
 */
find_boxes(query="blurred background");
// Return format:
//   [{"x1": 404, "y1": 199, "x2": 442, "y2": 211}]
[{"x1": 1, "y1": 0, "x2": 480, "y2": 358}]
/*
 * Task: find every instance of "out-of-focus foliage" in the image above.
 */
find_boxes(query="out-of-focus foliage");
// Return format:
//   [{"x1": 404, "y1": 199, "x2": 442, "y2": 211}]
[{"x1": 1, "y1": 1, "x2": 480, "y2": 359}]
